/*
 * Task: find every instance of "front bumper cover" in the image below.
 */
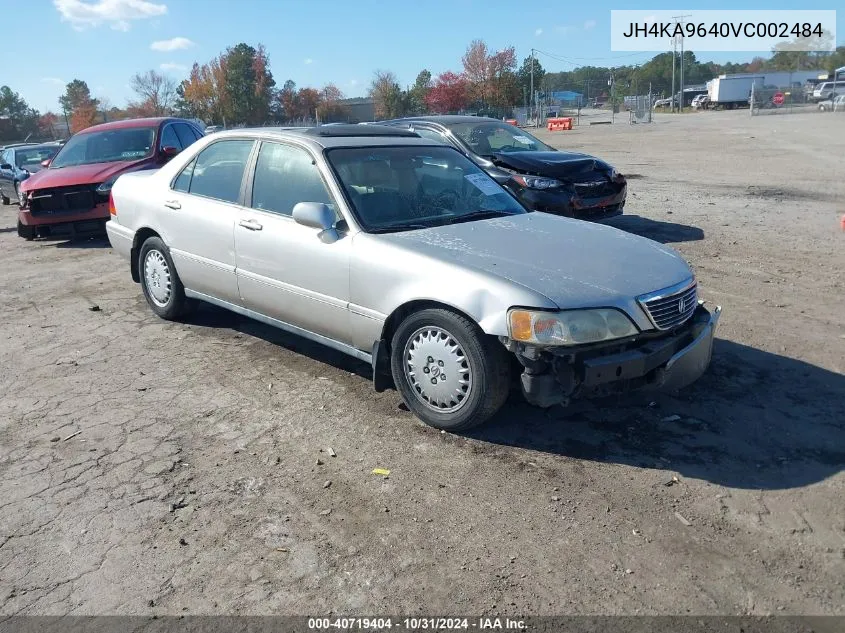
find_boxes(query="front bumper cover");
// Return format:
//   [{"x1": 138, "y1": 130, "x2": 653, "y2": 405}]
[{"x1": 518, "y1": 304, "x2": 721, "y2": 407}]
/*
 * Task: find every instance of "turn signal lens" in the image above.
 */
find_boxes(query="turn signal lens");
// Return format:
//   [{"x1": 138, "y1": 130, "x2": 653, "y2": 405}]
[
  {"x1": 509, "y1": 310, "x2": 533, "y2": 341},
  {"x1": 108, "y1": 192, "x2": 117, "y2": 216}
]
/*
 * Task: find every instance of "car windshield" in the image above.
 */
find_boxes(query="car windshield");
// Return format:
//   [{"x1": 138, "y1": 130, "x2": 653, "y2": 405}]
[
  {"x1": 50, "y1": 127, "x2": 156, "y2": 168},
  {"x1": 446, "y1": 121, "x2": 553, "y2": 157},
  {"x1": 16, "y1": 146, "x2": 59, "y2": 168},
  {"x1": 326, "y1": 145, "x2": 526, "y2": 233}
]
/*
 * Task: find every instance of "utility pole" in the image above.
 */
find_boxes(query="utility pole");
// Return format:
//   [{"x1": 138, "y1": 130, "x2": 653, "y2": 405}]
[
  {"x1": 529, "y1": 48, "x2": 535, "y2": 126},
  {"x1": 674, "y1": 15, "x2": 691, "y2": 112},
  {"x1": 671, "y1": 36, "x2": 676, "y2": 112}
]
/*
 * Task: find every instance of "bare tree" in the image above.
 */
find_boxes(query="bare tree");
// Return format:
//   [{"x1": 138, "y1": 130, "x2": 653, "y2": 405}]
[
  {"x1": 369, "y1": 70, "x2": 404, "y2": 120},
  {"x1": 129, "y1": 70, "x2": 177, "y2": 116}
]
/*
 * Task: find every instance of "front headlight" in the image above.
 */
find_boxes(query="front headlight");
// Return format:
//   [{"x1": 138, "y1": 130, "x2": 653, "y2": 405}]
[
  {"x1": 511, "y1": 175, "x2": 563, "y2": 190},
  {"x1": 95, "y1": 175, "x2": 119, "y2": 194},
  {"x1": 508, "y1": 308, "x2": 638, "y2": 346}
]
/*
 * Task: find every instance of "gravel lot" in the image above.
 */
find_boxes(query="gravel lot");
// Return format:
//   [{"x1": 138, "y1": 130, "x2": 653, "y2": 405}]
[{"x1": 1, "y1": 110, "x2": 843, "y2": 616}]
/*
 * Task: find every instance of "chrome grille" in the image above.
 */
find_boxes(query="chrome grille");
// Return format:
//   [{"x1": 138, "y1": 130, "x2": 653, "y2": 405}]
[{"x1": 639, "y1": 281, "x2": 697, "y2": 330}]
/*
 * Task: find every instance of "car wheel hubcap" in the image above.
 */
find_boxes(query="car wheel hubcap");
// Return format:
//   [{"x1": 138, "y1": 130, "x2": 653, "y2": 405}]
[
  {"x1": 404, "y1": 326, "x2": 472, "y2": 413},
  {"x1": 144, "y1": 250, "x2": 172, "y2": 307}
]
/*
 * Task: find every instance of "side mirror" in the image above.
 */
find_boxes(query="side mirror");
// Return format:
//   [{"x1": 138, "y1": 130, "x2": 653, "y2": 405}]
[
  {"x1": 292, "y1": 202, "x2": 339, "y2": 244},
  {"x1": 0, "y1": 163, "x2": 12, "y2": 170},
  {"x1": 40, "y1": 159, "x2": 51, "y2": 168},
  {"x1": 161, "y1": 146, "x2": 181, "y2": 160}
]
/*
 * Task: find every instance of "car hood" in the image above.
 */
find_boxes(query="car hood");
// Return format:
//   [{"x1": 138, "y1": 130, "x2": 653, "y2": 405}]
[
  {"x1": 21, "y1": 158, "x2": 150, "y2": 191},
  {"x1": 492, "y1": 151, "x2": 613, "y2": 180},
  {"x1": 377, "y1": 213, "x2": 692, "y2": 309}
]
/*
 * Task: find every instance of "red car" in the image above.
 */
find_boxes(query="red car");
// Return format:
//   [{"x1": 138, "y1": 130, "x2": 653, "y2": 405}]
[{"x1": 17, "y1": 117, "x2": 204, "y2": 240}]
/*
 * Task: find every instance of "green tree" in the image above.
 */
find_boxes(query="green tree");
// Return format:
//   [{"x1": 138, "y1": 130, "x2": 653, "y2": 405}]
[
  {"x1": 517, "y1": 55, "x2": 545, "y2": 102},
  {"x1": 406, "y1": 69, "x2": 432, "y2": 115},
  {"x1": 221, "y1": 43, "x2": 275, "y2": 125},
  {"x1": 0, "y1": 86, "x2": 40, "y2": 142}
]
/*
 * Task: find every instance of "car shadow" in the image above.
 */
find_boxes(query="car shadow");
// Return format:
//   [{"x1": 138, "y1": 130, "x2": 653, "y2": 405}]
[
  {"x1": 184, "y1": 302, "x2": 372, "y2": 380},
  {"x1": 178, "y1": 304, "x2": 844, "y2": 491},
  {"x1": 466, "y1": 339, "x2": 844, "y2": 491},
  {"x1": 604, "y1": 215, "x2": 704, "y2": 244},
  {"x1": 52, "y1": 236, "x2": 111, "y2": 249}
]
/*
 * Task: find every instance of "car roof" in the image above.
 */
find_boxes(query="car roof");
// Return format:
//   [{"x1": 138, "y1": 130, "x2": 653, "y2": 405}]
[
  {"x1": 211, "y1": 125, "x2": 440, "y2": 149},
  {"x1": 75, "y1": 117, "x2": 190, "y2": 135},
  {"x1": 381, "y1": 115, "x2": 504, "y2": 126}
]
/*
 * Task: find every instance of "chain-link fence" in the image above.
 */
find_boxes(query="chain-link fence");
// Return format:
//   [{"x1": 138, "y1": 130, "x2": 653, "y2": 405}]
[
  {"x1": 625, "y1": 95, "x2": 653, "y2": 124},
  {"x1": 749, "y1": 83, "x2": 831, "y2": 116}
]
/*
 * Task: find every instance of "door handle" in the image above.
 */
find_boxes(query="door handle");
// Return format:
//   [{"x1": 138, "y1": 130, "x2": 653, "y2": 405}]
[
  {"x1": 239, "y1": 218, "x2": 263, "y2": 231},
  {"x1": 164, "y1": 200, "x2": 181, "y2": 210}
]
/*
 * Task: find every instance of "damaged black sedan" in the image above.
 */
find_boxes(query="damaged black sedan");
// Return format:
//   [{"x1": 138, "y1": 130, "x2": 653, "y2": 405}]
[{"x1": 377, "y1": 115, "x2": 626, "y2": 221}]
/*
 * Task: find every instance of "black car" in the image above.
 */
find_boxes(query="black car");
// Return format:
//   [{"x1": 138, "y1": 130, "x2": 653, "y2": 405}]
[
  {"x1": 377, "y1": 116, "x2": 626, "y2": 221},
  {"x1": 0, "y1": 142, "x2": 61, "y2": 206}
]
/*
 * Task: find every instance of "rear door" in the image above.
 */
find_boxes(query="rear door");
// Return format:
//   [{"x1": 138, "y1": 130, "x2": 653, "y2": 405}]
[
  {"x1": 234, "y1": 140, "x2": 352, "y2": 343},
  {"x1": 159, "y1": 138, "x2": 256, "y2": 304}
]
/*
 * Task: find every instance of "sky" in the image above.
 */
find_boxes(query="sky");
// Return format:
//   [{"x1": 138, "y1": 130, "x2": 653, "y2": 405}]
[{"x1": 7, "y1": 0, "x2": 844, "y2": 114}]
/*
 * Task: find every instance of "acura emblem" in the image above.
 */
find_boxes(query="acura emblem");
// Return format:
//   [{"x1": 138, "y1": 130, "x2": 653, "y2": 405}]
[{"x1": 678, "y1": 297, "x2": 687, "y2": 313}]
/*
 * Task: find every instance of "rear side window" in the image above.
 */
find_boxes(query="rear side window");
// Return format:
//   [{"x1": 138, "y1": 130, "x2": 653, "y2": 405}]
[
  {"x1": 174, "y1": 123, "x2": 200, "y2": 148},
  {"x1": 180, "y1": 140, "x2": 254, "y2": 203},
  {"x1": 172, "y1": 158, "x2": 195, "y2": 192},
  {"x1": 251, "y1": 142, "x2": 333, "y2": 216}
]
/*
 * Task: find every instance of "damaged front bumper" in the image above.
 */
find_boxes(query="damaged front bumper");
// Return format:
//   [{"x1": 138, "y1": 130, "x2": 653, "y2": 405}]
[{"x1": 511, "y1": 304, "x2": 721, "y2": 408}]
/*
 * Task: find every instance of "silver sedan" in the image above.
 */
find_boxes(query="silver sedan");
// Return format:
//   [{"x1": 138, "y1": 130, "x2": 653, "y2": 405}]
[{"x1": 106, "y1": 125, "x2": 720, "y2": 430}]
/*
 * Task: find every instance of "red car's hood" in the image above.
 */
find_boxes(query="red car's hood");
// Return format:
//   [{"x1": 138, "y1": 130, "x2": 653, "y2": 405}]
[{"x1": 21, "y1": 158, "x2": 154, "y2": 192}]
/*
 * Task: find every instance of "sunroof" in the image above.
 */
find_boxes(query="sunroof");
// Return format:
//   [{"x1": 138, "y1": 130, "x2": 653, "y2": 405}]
[{"x1": 304, "y1": 124, "x2": 419, "y2": 138}]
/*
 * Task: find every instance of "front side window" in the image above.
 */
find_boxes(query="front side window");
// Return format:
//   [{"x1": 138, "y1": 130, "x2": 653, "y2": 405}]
[
  {"x1": 251, "y1": 142, "x2": 333, "y2": 216},
  {"x1": 446, "y1": 121, "x2": 553, "y2": 157},
  {"x1": 181, "y1": 140, "x2": 254, "y2": 203},
  {"x1": 326, "y1": 145, "x2": 525, "y2": 233},
  {"x1": 50, "y1": 128, "x2": 157, "y2": 168},
  {"x1": 160, "y1": 125, "x2": 182, "y2": 150}
]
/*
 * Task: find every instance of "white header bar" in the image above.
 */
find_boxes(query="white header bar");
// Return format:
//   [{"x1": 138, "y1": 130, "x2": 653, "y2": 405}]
[{"x1": 610, "y1": 10, "x2": 836, "y2": 52}]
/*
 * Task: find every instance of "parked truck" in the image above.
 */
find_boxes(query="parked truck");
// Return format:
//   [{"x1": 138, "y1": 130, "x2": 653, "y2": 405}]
[{"x1": 707, "y1": 75, "x2": 765, "y2": 109}]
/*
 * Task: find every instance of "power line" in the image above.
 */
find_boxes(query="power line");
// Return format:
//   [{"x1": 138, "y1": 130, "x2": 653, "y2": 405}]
[{"x1": 532, "y1": 49, "x2": 656, "y2": 66}]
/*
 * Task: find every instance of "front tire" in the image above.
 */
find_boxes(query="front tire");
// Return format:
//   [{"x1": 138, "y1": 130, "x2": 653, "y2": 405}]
[
  {"x1": 390, "y1": 308, "x2": 511, "y2": 431},
  {"x1": 139, "y1": 236, "x2": 189, "y2": 320}
]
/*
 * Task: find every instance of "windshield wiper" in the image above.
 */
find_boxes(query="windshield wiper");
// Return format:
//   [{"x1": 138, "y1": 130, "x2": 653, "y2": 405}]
[
  {"x1": 367, "y1": 223, "x2": 431, "y2": 234},
  {"x1": 444, "y1": 210, "x2": 515, "y2": 225}
]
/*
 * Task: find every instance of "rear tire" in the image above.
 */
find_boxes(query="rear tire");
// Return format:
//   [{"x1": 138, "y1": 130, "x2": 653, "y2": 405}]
[
  {"x1": 139, "y1": 236, "x2": 189, "y2": 320},
  {"x1": 17, "y1": 220, "x2": 35, "y2": 240},
  {"x1": 390, "y1": 308, "x2": 511, "y2": 431},
  {"x1": 1, "y1": 191, "x2": 9, "y2": 206}
]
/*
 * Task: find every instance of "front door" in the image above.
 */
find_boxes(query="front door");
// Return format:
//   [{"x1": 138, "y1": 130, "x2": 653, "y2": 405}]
[{"x1": 234, "y1": 141, "x2": 352, "y2": 344}]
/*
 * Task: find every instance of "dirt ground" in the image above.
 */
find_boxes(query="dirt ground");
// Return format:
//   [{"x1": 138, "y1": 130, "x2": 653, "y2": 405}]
[{"x1": 1, "y1": 110, "x2": 843, "y2": 617}]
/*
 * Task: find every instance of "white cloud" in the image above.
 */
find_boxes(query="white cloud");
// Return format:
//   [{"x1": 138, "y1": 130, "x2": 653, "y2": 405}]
[
  {"x1": 54, "y1": 0, "x2": 167, "y2": 31},
  {"x1": 584, "y1": 19, "x2": 596, "y2": 30},
  {"x1": 304, "y1": 58, "x2": 313, "y2": 65},
  {"x1": 41, "y1": 77, "x2": 66, "y2": 86},
  {"x1": 535, "y1": 28, "x2": 543, "y2": 36},
  {"x1": 150, "y1": 36, "x2": 195, "y2": 51},
  {"x1": 160, "y1": 62, "x2": 187, "y2": 72},
  {"x1": 349, "y1": 79, "x2": 358, "y2": 86}
]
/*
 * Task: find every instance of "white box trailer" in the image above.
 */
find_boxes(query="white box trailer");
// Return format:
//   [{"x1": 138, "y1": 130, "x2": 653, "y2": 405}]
[{"x1": 707, "y1": 75, "x2": 765, "y2": 109}]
